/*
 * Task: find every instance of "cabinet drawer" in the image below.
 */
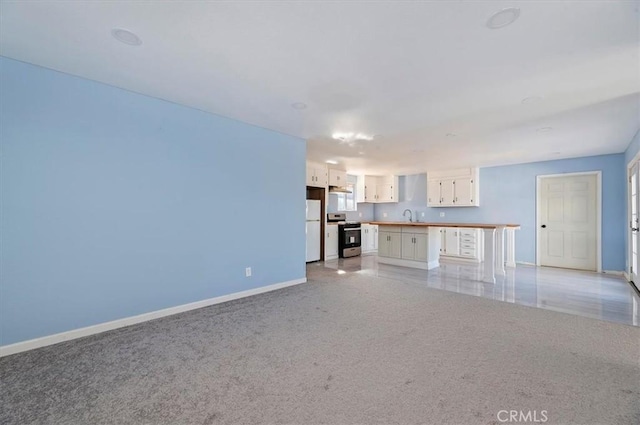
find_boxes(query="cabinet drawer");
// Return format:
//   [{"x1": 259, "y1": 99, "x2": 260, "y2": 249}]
[
  {"x1": 402, "y1": 226, "x2": 428, "y2": 234},
  {"x1": 460, "y1": 248, "x2": 477, "y2": 257},
  {"x1": 460, "y1": 242, "x2": 476, "y2": 249},
  {"x1": 459, "y1": 229, "x2": 477, "y2": 237},
  {"x1": 460, "y1": 236, "x2": 476, "y2": 243}
]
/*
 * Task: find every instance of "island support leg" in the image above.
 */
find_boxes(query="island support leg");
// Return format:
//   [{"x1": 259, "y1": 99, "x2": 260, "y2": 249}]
[
  {"x1": 506, "y1": 228, "x2": 517, "y2": 267},
  {"x1": 495, "y1": 226, "x2": 506, "y2": 276},
  {"x1": 482, "y1": 228, "x2": 496, "y2": 283}
]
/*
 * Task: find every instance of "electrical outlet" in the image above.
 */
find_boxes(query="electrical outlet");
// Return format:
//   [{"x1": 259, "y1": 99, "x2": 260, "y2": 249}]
[
  {"x1": 383, "y1": 212, "x2": 388, "y2": 217},
  {"x1": 440, "y1": 212, "x2": 445, "y2": 217},
  {"x1": 359, "y1": 212, "x2": 362, "y2": 217},
  {"x1": 245, "y1": 267, "x2": 252, "y2": 277},
  {"x1": 421, "y1": 212, "x2": 425, "y2": 217}
]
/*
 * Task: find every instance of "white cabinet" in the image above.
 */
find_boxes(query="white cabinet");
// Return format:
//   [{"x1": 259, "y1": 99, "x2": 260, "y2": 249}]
[
  {"x1": 307, "y1": 162, "x2": 327, "y2": 188},
  {"x1": 439, "y1": 227, "x2": 482, "y2": 262},
  {"x1": 440, "y1": 227, "x2": 460, "y2": 256},
  {"x1": 328, "y1": 169, "x2": 347, "y2": 187},
  {"x1": 459, "y1": 228, "x2": 482, "y2": 261},
  {"x1": 378, "y1": 226, "x2": 402, "y2": 258},
  {"x1": 356, "y1": 175, "x2": 399, "y2": 203},
  {"x1": 401, "y1": 227, "x2": 429, "y2": 261},
  {"x1": 362, "y1": 224, "x2": 379, "y2": 254},
  {"x1": 427, "y1": 168, "x2": 479, "y2": 207},
  {"x1": 325, "y1": 224, "x2": 339, "y2": 260}
]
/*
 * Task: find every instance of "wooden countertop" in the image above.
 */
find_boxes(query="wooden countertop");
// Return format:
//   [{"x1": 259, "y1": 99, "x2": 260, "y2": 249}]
[{"x1": 368, "y1": 221, "x2": 520, "y2": 229}]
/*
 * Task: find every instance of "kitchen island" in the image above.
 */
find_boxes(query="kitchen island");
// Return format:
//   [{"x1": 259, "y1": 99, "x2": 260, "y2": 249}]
[{"x1": 368, "y1": 222, "x2": 520, "y2": 283}]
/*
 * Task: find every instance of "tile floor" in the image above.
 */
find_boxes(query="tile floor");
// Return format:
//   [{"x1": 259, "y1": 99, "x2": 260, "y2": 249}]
[{"x1": 308, "y1": 255, "x2": 640, "y2": 327}]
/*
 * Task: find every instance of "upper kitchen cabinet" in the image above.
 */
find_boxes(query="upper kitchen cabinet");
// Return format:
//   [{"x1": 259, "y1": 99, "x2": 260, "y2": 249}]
[
  {"x1": 427, "y1": 168, "x2": 479, "y2": 207},
  {"x1": 356, "y1": 175, "x2": 399, "y2": 203},
  {"x1": 328, "y1": 168, "x2": 347, "y2": 187},
  {"x1": 306, "y1": 162, "x2": 327, "y2": 188}
]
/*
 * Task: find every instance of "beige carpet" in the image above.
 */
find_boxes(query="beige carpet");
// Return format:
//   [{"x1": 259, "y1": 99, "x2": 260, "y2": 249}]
[{"x1": 1, "y1": 272, "x2": 639, "y2": 424}]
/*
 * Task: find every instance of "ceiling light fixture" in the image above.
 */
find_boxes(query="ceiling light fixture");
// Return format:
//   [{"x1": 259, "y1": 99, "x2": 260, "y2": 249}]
[
  {"x1": 521, "y1": 96, "x2": 542, "y2": 105},
  {"x1": 291, "y1": 102, "x2": 307, "y2": 110},
  {"x1": 536, "y1": 127, "x2": 553, "y2": 132},
  {"x1": 326, "y1": 160, "x2": 338, "y2": 165},
  {"x1": 111, "y1": 28, "x2": 142, "y2": 46},
  {"x1": 332, "y1": 132, "x2": 374, "y2": 142},
  {"x1": 486, "y1": 7, "x2": 521, "y2": 29}
]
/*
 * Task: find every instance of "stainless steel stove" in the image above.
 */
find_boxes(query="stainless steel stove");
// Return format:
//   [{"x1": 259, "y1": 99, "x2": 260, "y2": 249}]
[{"x1": 327, "y1": 213, "x2": 361, "y2": 258}]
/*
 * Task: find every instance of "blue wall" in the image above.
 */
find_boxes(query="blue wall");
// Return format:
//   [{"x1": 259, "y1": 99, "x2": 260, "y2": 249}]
[
  {"x1": 373, "y1": 154, "x2": 626, "y2": 271},
  {"x1": 624, "y1": 129, "x2": 640, "y2": 166},
  {"x1": 0, "y1": 58, "x2": 306, "y2": 346}
]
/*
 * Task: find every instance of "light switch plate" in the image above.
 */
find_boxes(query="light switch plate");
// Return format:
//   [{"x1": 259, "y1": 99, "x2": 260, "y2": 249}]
[
  {"x1": 440, "y1": 212, "x2": 445, "y2": 217},
  {"x1": 383, "y1": 212, "x2": 388, "y2": 217}
]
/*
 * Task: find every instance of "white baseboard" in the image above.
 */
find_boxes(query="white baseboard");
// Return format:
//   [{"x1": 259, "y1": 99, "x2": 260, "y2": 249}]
[
  {"x1": 603, "y1": 270, "x2": 625, "y2": 276},
  {"x1": 516, "y1": 261, "x2": 537, "y2": 266},
  {"x1": 0, "y1": 277, "x2": 307, "y2": 358},
  {"x1": 623, "y1": 271, "x2": 630, "y2": 281}
]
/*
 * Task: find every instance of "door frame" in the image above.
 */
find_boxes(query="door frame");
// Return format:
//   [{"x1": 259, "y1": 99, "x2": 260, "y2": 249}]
[
  {"x1": 535, "y1": 171, "x2": 602, "y2": 272},
  {"x1": 626, "y1": 152, "x2": 640, "y2": 282}
]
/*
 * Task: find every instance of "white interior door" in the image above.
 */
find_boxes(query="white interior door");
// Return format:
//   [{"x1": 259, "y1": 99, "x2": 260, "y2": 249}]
[
  {"x1": 538, "y1": 174, "x2": 597, "y2": 271},
  {"x1": 629, "y1": 163, "x2": 639, "y2": 283}
]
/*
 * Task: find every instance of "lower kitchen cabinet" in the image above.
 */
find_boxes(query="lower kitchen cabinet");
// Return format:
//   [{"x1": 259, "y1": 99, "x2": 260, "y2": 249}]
[
  {"x1": 378, "y1": 227, "x2": 402, "y2": 258},
  {"x1": 325, "y1": 224, "x2": 338, "y2": 260},
  {"x1": 440, "y1": 227, "x2": 482, "y2": 262},
  {"x1": 378, "y1": 225, "x2": 439, "y2": 269},
  {"x1": 362, "y1": 224, "x2": 379, "y2": 254},
  {"x1": 401, "y1": 229, "x2": 429, "y2": 261}
]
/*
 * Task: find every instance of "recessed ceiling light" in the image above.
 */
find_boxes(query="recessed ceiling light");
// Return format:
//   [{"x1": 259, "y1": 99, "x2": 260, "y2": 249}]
[
  {"x1": 111, "y1": 28, "x2": 142, "y2": 46},
  {"x1": 486, "y1": 7, "x2": 520, "y2": 29},
  {"x1": 332, "y1": 132, "x2": 374, "y2": 142},
  {"x1": 358, "y1": 151, "x2": 365, "y2": 155},
  {"x1": 291, "y1": 102, "x2": 307, "y2": 110},
  {"x1": 537, "y1": 127, "x2": 553, "y2": 132},
  {"x1": 326, "y1": 160, "x2": 338, "y2": 165},
  {"x1": 522, "y1": 96, "x2": 542, "y2": 105}
]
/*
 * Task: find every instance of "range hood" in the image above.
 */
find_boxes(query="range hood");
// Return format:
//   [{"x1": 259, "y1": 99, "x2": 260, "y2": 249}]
[{"x1": 328, "y1": 185, "x2": 352, "y2": 194}]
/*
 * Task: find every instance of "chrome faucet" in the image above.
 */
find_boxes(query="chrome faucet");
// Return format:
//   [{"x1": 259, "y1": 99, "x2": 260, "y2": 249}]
[{"x1": 403, "y1": 209, "x2": 413, "y2": 222}]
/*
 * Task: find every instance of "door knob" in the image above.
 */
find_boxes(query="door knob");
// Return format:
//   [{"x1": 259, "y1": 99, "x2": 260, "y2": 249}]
[
  {"x1": 541, "y1": 225, "x2": 547, "y2": 228},
  {"x1": 632, "y1": 228, "x2": 639, "y2": 232}
]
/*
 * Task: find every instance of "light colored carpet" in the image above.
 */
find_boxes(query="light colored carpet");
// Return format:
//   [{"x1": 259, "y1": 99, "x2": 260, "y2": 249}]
[{"x1": 1, "y1": 272, "x2": 639, "y2": 425}]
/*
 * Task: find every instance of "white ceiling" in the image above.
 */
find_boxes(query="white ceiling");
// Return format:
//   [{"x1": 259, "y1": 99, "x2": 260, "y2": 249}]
[{"x1": 1, "y1": 1, "x2": 639, "y2": 175}]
